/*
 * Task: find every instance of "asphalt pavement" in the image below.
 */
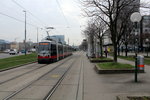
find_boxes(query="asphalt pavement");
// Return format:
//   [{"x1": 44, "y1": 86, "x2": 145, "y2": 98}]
[{"x1": 0, "y1": 53, "x2": 24, "y2": 59}]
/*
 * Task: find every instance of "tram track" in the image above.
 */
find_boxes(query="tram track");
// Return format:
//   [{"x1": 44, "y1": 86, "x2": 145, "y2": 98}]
[
  {"x1": 45, "y1": 52, "x2": 84, "y2": 100},
  {"x1": 44, "y1": 56, "x2": 78, "y2": 100},
  {"x1": 0, "y1": 63, "x2": 47, "y2": 85},
  {"x1": 2, "y1": 56, "x2": 73, "y2": 100},
  {"x1": 0, "y1": 63, "x2": 39, "y2": 76}
]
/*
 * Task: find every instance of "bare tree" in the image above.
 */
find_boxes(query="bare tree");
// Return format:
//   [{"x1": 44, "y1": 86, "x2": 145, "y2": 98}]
[
  {"x1": 79, "y1": 39, "x2": 88, "y2": 51},
  {"x1": 83, "y1": 18, "x2": 107, "y2": 57},
  {"x1": 117, "y1": 11, "x2": 135, "y2": 57},
  {"x1": 83, "y1": 21, "x2": 97, "y2": 57},
  {"x1": 92, "y1": 17, "x2": 107, "y2": 57},
  {"x1": 82, "y1": 0, "x2": 140, "y2": 62}
]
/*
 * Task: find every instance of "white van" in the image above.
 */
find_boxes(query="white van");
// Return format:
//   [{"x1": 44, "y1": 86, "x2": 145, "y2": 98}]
[{"x1": 9, "y1": 49, "x2": 18, "y2": 55}]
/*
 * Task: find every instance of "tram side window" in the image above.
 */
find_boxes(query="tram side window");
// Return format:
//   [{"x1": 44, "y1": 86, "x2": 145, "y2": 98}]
[
  {"x1": 51, "y1": 44, "x2": 57, "y2": 56},
  {"x1": 58, "y1": 45, "x2": 60, "y2": 54},
  {"x1": 58, "y1": 45, "x2": 63, "y2": 55},
  {"x1": 60, "y1": 45, "x2": 63, "y2": 54},
  {"x1": 64, "y1": 46, "x2": 66, "y2": 53}
]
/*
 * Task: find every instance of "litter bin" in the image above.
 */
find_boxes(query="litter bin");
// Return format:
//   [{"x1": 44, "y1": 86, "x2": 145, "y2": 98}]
[{"x1": 137, "y1": 55, "x2": 144, "y2": 70}]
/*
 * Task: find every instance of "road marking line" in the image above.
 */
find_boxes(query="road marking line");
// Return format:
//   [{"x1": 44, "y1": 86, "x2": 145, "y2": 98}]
[{"x1": 51, "y1": 74, "x2": 60, "y2": 78}]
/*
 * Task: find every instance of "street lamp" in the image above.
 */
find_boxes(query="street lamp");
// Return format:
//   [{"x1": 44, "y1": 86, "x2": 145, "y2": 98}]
[
  {"x1": 37, "y1": 27, "x2": 39, "y2": 43},
  {"x1": 130, "y1": 12, "x2": 142, "y2": 82},
  {"x1": 146, "y1": 38, "x2": 149, "y2": 57},
  {"x1": 23, "y1": 10, "x2": 27, "y2": 55}
]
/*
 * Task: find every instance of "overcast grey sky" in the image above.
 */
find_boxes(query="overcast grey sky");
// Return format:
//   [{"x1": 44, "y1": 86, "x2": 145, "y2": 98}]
[
  {"x1": 0, "y1": 0, "x2": 87, "y2": 45},
  {"x1": 0, "y1": 0, "x2": 149, "y2": 45}
]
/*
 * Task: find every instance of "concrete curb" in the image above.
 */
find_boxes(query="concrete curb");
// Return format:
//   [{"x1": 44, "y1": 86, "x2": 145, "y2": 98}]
[
  {"x1": 94, "y1": 64, "x2": 144, "y2": 74},
  {"x1": 90, "y1": 59, "x2": 113, "y2": 63},
  {"x1": 0, "y1": 61, "x2": 37, "y2": 72}
]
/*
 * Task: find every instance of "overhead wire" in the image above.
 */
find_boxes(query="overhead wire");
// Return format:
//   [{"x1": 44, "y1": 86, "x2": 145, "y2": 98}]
[
  {"x1": 54, "y1": 0, "x2": 71, "y2": 44},
  {"x1": 0, "y1": 11, "x2": 38, "y2": 27},
  {"x1": 0, "y1": 12, "x2": 24, "y2": 23},
  {"x1": 8, "y1": 0, "x2": 73, "y2": 40},
  {"x1": 12, "y1": 0, "x2": 71, "y2": 28},
  {"x1": 11, "y1": 0, "x2": 47, "y2": 27},
  {"x1": 55, "y1": 0, "x2": 70, "y2": 27}
]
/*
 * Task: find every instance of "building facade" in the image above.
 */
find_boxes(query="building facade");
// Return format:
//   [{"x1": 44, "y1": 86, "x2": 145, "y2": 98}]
[
  {"x1": 140, "y1": 15, "x2": 150, "y2": 50},
  {"x1": 0, "y1": 39, "x2": 10, "y2": 51},
  {"x1": 10, "y1": 42, "x2": 19, "y2": 50}
]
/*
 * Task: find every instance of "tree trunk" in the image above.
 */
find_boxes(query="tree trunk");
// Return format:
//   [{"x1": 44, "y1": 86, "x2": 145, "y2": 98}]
[
  {"x1": 125, "y1": 43, "x2": 128, "y2": 57},
  {"x1": 100, "y1": 38, "x2": 103, "y2": 57},
  {"x1": 91, "y1": 35, "x2": 95, "y2": 57},
  {"x1": 118, "y1": 49, "x2": 120, "y2": 56},
  {"x1": 117, "y1": 44, "x2": 120, "y2": 56},
  {"x1": 113, "y1": 43, "x2": 118, "y2": 62}
]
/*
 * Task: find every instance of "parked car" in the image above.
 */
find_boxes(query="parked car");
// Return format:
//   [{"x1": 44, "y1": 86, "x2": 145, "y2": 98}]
[
  {"x1": 3, "y1": 49, "x2": 10, "y2": 53},
  {"x1": 21, "y1": 50, "x2": 26, "y2": 53},
  {"x1": 9, "y1": 49, "x2": 18, "y2": 55},
  {"x1": 28, "y1": 48, "x2": 36, "y2": 53}
]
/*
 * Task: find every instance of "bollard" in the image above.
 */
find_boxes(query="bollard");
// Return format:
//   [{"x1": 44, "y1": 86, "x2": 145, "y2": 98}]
[{"x1": 137, "y1": 55, "x2": 144, "y2": 70}]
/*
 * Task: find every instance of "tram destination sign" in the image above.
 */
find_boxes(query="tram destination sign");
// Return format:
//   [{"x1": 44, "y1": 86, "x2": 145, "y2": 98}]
[{"x1": 39, "y1": 43, "x2": 49, "y2": 45}]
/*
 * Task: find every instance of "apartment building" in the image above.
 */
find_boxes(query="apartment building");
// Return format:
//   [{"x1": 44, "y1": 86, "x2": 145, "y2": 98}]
[{"x1": 140, "y1": 15, "x2": 150, "y2": 49}]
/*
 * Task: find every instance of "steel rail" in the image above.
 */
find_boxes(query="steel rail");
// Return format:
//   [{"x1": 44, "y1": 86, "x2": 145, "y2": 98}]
[
  {"x1": 82, "y1": 56, "x2": 85, "y2": 100},
  {"x1": 76, "y1": 56, "x2": 83, "y2": 100}
]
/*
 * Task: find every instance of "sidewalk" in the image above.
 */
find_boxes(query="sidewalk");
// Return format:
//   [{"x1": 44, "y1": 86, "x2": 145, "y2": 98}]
[
  {"x1": 118, "y1": 52, "x2": 149, "y2": 57},
  {"x1": 83, "y1": 54, "x2": 150, "y2": 100}
]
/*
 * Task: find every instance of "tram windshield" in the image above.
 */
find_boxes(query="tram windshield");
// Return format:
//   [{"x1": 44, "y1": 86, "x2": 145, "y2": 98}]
[{"x1": 38, "y1": 42, "x2": 50, "y2": 52}]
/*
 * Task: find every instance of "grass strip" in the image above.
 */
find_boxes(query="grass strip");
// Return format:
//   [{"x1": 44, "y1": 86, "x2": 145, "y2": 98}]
[
  {"x1": 0, "y1": 53, "x2": 37, "y2": 69},
  {"x1": 97, "y1": 62, "x2": 134, "y2": 70},
  {"x1": 118, "y1": 56, "x2": 150, "y2": 65},
  {"x1": 144, "y1": 58, "x2": 150, "y2": 65}
]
